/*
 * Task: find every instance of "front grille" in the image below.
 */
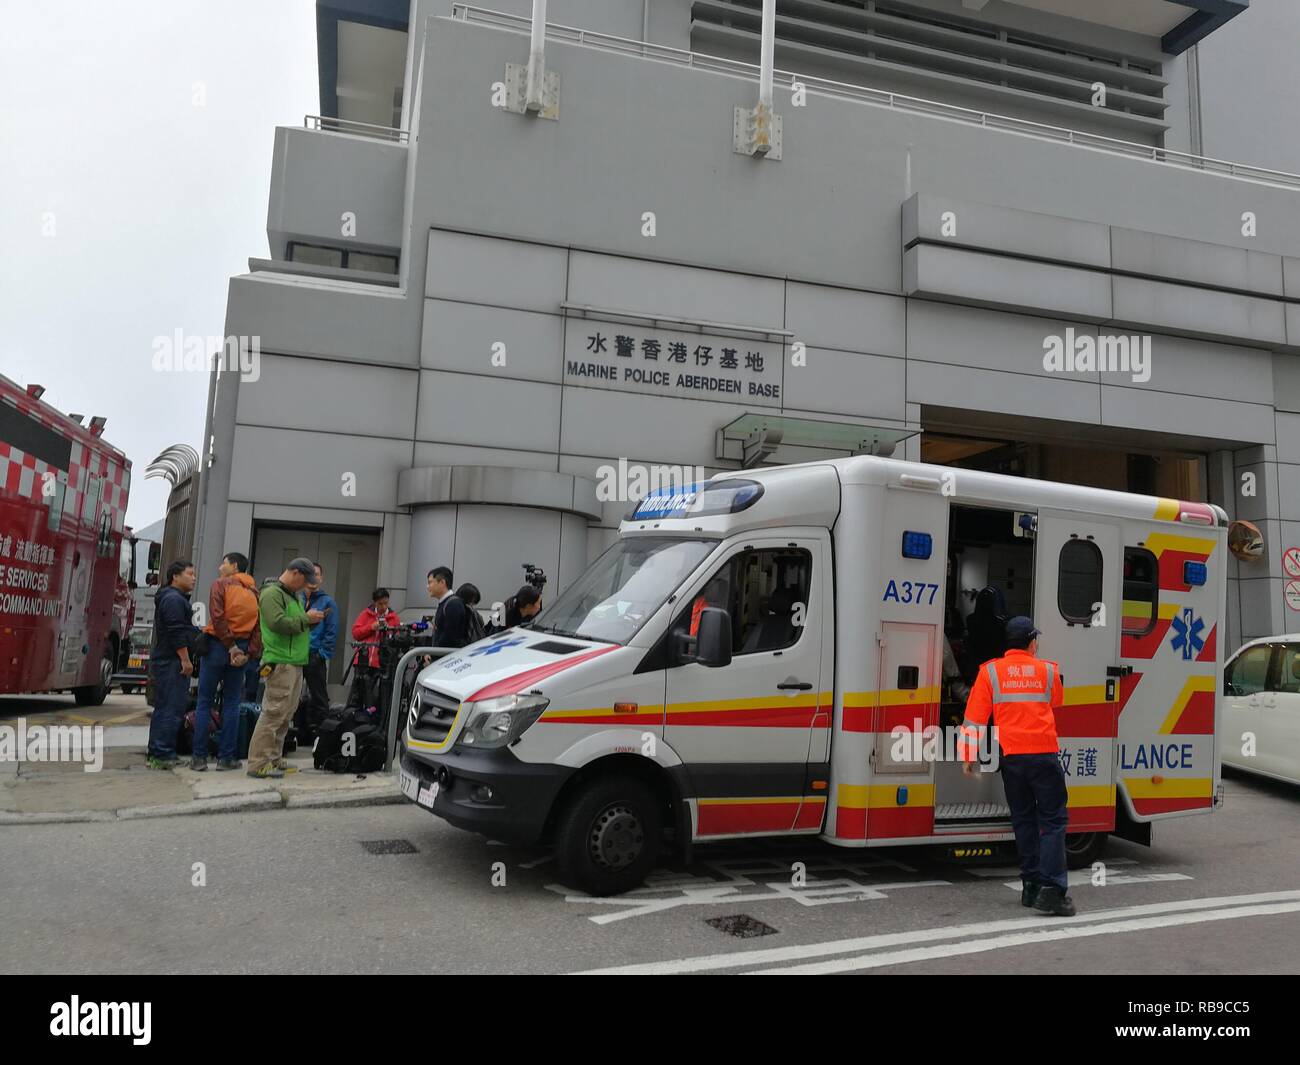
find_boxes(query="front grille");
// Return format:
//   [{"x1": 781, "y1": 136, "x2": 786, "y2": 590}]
[{"x1": 409, "y1": 686, "x2": 461, "y2": 744}]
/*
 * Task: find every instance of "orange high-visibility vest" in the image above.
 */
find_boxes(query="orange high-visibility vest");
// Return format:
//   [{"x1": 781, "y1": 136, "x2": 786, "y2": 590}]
[{"x1": 957, "y1": 648, "x2": 1063, "y2": 760}]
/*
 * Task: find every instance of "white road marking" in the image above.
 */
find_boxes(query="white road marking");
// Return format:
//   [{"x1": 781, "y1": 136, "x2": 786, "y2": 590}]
[
  {"x1": 752, "y1": 902, "x2": 1300, "y2": 974},
  {"x1": 965, "y1": 858, "x2": 1138, "y2": 878},
  {"x1": 552, "y1": 878, "x2": 951, "y2": 925},
  {"x1": 1001, "y1": 871, "x2": 1193, "y2": 890},
  {"x1": 574, "y1": 889, "x2": 1300, "y2": 974}
]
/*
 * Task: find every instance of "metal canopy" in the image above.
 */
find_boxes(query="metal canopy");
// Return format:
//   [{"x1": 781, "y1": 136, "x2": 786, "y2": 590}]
[
  {"x1": 719, "y1": 413, "x2": 917, "y2": 467},
  {"x1": 996, "y1": 0, "x2": 1249, "y2": 55}
]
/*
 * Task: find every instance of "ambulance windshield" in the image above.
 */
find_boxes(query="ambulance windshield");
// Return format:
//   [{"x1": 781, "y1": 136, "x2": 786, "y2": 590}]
[{"x1": 531, "y1": 536, "x2": 714, "y2": 645}]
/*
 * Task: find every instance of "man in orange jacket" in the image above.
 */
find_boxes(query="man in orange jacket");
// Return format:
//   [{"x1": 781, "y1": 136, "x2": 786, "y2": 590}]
[
  {"x1": 958, "y1": 616, "x2": 1075, "y2": 916},
  {"x1": 192, "y1": 552, "x2": 263, "y2": 771}
]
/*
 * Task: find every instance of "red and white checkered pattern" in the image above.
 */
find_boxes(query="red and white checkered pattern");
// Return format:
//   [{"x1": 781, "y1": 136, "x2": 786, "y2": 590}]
[{"x1": 0, "y1": 375, "x2": 132, "y2": 532}]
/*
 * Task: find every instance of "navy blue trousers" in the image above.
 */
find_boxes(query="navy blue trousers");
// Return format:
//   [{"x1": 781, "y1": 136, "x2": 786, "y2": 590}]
[{"x1": 1000, "y1": 752, "x2": 1070, "y2": 892}]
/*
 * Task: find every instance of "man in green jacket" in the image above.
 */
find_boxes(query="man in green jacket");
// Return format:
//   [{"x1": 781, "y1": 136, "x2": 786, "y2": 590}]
[{"x1": 248, "y1": 557, "x2": 325, "y2": 778}]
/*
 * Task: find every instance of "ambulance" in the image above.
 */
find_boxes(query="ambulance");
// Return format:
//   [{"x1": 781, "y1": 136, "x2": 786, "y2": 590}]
[{"x1": 398, "y1": 457, "x2": 1226, "y2": 895}]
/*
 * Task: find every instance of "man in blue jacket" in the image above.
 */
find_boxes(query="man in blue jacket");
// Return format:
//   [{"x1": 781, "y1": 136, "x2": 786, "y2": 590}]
[
  {"x1": 147, "y1": 559, "x2": 199, "y2": 769},
  {"x1": 296, "y1": 561, "x2": 337, "y2": 742}
]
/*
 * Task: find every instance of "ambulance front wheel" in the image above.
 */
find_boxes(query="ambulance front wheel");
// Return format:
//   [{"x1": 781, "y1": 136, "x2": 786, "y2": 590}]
[
  {"x1": 555, "y1": 775, "x2": 665, "y2": 896},
  {"x1": 1065, "y1": 831, "x2": 1106, "y2": 870}
]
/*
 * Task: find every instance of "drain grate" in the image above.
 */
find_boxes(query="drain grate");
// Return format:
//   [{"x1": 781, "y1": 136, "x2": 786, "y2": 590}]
[
  {"x1": 705, "y1": 914, "x2": 778, "y2": 939},
  {"x1": 360, "y1": 839, "x2": 418, "y2": 855}
]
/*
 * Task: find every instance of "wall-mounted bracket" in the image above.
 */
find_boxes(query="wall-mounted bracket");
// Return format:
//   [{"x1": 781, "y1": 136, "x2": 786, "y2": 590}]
[{"x1": 503, "y1": 62, "x2": 560, "y2": 120}]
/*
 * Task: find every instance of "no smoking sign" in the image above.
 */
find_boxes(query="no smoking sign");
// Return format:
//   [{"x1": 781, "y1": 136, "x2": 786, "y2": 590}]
[{"x1": 1284, "y1": 547, "x2": 1300, "y2": 579}]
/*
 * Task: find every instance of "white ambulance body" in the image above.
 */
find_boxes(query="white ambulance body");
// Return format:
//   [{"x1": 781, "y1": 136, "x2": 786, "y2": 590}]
[{"x1": 399, "y1": 457, "x2": 1226, "y2": 895}]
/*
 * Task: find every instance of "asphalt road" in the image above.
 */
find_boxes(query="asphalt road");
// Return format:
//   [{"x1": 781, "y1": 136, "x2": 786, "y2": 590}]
[
  {"x1": 1, "y1": 767, "x2": 1296, "y2": 975},
  {"x1": 0, "y1": 690, "x2": 151, "y2": 726}
]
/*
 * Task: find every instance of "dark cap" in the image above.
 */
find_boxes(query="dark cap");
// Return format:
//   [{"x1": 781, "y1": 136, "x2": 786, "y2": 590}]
[
  {"x1": 1006, "y1": 616, "x2": 1041, "y2": 642},
  {"x1": 286, "y1": 557, "x2": 316, "y2": 579}
]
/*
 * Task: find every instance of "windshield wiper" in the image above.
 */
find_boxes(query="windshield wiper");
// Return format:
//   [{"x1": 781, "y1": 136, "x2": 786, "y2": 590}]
[{"x1": 544, "y1": 627, "x2": 620, "y2": 645}]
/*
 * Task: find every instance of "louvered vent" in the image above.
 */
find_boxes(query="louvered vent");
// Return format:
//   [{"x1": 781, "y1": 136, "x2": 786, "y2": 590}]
[{"x1": 691, "y1": 0, "x2": 1168, "y2": 142}]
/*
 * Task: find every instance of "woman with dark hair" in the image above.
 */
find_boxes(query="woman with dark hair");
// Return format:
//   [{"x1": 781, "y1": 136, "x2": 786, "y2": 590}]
[{"x1": 505, "y1": 584, "x2": 542, "y2": 629}]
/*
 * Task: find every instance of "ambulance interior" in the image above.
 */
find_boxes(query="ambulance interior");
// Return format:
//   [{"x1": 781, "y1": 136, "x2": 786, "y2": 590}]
[{"x1": 933, "y1": 503, "x2": 1037, "y2": 825}]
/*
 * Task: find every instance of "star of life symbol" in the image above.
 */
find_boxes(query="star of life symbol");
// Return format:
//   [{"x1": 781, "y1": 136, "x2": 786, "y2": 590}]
[
  {"x1": 1169, "y1": 608, "x2": 1205, "y2": 661},
  {"x1": 467, "y1": 636, "x2": 526, "y2": 657}
]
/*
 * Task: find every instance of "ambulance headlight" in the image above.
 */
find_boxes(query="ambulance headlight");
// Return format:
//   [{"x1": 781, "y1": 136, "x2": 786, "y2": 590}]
[{"x1": 458, "y1": 694, "x2": 550, "y2": 749}]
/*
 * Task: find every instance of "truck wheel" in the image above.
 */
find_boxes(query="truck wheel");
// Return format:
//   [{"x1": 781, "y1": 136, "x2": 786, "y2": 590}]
[
  {"x1": 555, "y1": 775, "x2": 664, "y2": 897},
  {"x1": 73, "y1": 652, "x2": 114, "y2": 707},
  {"x1": 1065, "y1": 831, "x2": 1106, "y2": 870}
]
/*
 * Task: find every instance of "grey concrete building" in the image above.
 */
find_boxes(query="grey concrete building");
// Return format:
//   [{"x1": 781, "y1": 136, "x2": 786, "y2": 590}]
[{"x1": 199, "y1": 0, "x2": 1300, "y2": 672}]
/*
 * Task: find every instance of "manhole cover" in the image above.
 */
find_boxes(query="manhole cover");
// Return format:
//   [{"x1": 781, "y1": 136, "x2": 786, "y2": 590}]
[
  {"x1": 360, "y1": 839, "x2": 418, "y2": 855},
  {"x1": 705, "y1": 914, "x2": 778, "y2": 938}
]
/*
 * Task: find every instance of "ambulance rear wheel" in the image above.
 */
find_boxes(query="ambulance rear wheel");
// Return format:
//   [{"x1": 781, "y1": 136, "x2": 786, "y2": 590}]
[
  {"x1": 555, "y1": 775, "x2": 664, "y2": 896},
  {"x1": 1065, "y1": 831, "x2": 1106, "y2": 870}
]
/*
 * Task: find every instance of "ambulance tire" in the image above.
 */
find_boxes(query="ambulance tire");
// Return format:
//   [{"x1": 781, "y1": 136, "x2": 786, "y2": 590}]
[
  {"x1": 1064, "y1": 831, "x2": 1106, "y2": 870},
  {"x1": 555, "y1": 775, "x2": 665, "y2": 896}
]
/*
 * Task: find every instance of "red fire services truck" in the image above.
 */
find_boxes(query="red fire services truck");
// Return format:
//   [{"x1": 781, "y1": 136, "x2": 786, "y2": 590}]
[{"x1": 0, "y1": 373, "x2": 135, "y2": 705}]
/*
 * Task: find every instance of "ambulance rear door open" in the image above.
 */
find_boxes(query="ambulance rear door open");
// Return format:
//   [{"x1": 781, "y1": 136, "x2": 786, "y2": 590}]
[{"x1": 1032, "y1": 510, "x2": 1123, "y2": 833}]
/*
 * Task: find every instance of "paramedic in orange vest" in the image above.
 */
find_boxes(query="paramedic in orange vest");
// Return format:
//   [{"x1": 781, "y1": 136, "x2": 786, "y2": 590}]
[{"x1": 958, "y1": 616, "x2": 1076, "y2": 917}]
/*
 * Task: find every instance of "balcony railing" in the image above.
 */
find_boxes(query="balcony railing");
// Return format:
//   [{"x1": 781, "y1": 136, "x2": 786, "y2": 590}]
[
  {"x1": 304, "y1": 114, "x2": 409, "y2": 144},
  {"x1": 448, "y1": 3, "x2": 1300, "y2": 191}
]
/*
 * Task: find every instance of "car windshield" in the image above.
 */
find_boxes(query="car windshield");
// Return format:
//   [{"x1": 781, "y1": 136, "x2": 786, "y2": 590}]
[{"x1": 531, "y1": 536, "x2": 715, "y2": 645}]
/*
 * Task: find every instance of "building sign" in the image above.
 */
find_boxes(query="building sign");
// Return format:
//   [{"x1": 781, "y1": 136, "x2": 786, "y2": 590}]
[{"x1": 563, "y1": 321, "x2": 784, "y2": 408}]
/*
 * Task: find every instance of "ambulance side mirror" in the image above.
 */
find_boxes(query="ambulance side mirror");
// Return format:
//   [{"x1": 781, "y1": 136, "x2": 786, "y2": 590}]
[{"x1": 694, "y1": 608, "x2": 733, "y2": 669}]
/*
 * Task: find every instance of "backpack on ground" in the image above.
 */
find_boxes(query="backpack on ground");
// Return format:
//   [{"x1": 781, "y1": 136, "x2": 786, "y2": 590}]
[{"x1": 312, "y1": 707, "x2": 386, "y2": 773}]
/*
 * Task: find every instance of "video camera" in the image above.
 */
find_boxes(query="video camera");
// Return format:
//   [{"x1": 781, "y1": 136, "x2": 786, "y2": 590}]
[{"x1": 522, "y1": 563, "x2": 547, "y2": 592}]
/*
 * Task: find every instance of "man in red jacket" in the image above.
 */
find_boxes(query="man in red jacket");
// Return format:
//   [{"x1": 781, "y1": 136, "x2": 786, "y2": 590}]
[
  {"x1": 958, "y1": 616, "x2": 1075, "y2": 917},
  {"x1": 348, "y1": 587, "x2": 401, "y2": 710}
]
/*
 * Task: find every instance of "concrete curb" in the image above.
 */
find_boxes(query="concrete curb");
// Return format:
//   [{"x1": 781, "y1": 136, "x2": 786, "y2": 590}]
[
  {"x1": 117, "y1": 792, "x2": 283, "y2": 820},
  {"x1": 0, "y1": 809, "x2": 117, "y2": 825},
  {"x1": 0, "y1": 780, "x2": 404, "y2": 825},
  {"x1": 281, "y1": 787, "x2": 404, "y2": 810}
]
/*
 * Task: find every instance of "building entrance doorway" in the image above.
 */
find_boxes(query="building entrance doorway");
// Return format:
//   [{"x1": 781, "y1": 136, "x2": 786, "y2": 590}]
[
  {"x1": 921, "y1": 433, "x2": 1206, "y2": 500},
  {"x1": 250, "y1": 525, "x2": 381, "y2": 690}
]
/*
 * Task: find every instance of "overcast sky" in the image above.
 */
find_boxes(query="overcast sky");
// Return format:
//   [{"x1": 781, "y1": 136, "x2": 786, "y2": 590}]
[{"x1": 1, "y1": 0, "x2": 318, "y2": 529}]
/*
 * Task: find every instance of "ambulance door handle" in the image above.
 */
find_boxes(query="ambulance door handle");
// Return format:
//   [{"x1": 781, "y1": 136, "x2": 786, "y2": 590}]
[{"x1": 778, "y1": 680, "x2": 813, "y2": 690}]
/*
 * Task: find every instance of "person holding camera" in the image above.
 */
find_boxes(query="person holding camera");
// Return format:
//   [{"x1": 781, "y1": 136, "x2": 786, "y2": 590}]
[
  {"x1": 489, "y1": 584, "x2": 542, "y2": 633},
  {"x1": 348, "y1": 587, "x2": 400, "y2": 710}
]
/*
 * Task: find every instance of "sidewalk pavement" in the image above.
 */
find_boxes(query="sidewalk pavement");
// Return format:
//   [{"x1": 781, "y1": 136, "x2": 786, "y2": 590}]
[{"x1": 0, "y1": 728, "x2": 402, "y2": 825}]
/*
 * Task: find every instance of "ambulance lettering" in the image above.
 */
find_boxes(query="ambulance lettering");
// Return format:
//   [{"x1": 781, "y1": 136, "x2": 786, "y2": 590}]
[
  {"x1": 882, "y1": 579, "x2": 939, "y2": 605},
  {"x1": 1118, "y1": 742, "x2": 1196, "y2": 770}
]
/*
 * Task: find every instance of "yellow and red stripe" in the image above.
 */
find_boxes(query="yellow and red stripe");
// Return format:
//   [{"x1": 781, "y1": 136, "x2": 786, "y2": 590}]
[
  {"x1": 696, "y1": 795, "x2": 826, "y2": 835},
  {"x1": 1157, "y1": 674, "x2": 1217, "y2": 735},
  {"x1": 1144, "y1": 531, "x2": 1215, "y2": 593},
  {"x1": 1124, "y1": 775, "x2": 1213, "y2": 815}
]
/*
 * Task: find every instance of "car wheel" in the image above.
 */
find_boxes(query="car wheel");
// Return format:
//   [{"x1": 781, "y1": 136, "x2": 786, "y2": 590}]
[{"x1": 555, "y1": 775, "x2": 664, "y2": 897}]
